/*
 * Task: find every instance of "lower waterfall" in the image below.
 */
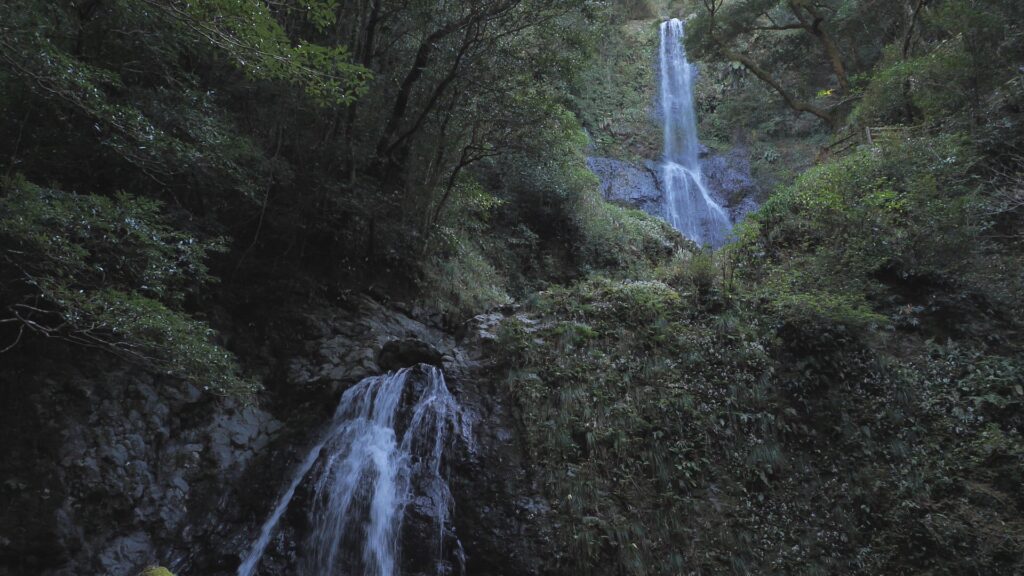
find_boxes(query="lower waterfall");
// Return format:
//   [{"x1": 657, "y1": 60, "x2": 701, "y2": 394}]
[{"x1": 237, "y1": 365, "x2": 470, "y2": 576}]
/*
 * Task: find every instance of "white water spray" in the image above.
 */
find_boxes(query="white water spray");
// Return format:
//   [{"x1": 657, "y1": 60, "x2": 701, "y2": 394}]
[
  {"x1": 237, "y1": 366, "x2": 470, "y2": 576},
  {"x1": 659, "y1": 18, "x2": 732, "y2": 247}
]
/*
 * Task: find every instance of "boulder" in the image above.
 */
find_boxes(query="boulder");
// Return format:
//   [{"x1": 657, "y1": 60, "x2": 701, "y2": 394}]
[
  {"x1": 378, "y1": 338, "x2": 445, "y2": 371},
  {"x1": 586, "y1": 157, "x2": 664, "y2": 217}
]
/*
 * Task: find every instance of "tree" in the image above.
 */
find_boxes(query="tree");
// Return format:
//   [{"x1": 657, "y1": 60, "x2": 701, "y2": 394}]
[
  {"x1": 313, "y1": 0, "x2": 593, "y2": 264},
  {"x1": 0, "y1": 177, "x2": 255, "y2": 395},
  {"x1": 690, "y1": 0, "x2": 907, "y2": 127},
  {"x1": 0, "y1": 0, "x2": 370, "y2": 394}
]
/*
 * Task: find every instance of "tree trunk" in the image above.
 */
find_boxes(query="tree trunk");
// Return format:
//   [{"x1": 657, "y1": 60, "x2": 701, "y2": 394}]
[
  {"x1": 789, "y1": 2, "x2": 850, "y2": 94},
  {"x1": 724, "y1": 48, "x2": 835, "y2": 126}
]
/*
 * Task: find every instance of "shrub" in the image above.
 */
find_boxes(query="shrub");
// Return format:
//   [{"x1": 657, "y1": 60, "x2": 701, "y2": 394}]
[
  {"x1": 573, "y1": 192, "x2": 685, "y2": 275},
  {"x1": 732, "y1": 136, "x2": 980, "y2": 299},
  {"x1": 0, "y1": 177, "x2": 255, "y2": 396},
  {"x1": 420, "y1": 239, "x2": 511, "y2": 319}
]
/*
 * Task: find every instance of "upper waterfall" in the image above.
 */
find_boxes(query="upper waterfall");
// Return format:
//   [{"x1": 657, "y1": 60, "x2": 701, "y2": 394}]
[{"x1": 658, "y1": 18, "x2": 732, "y2": 247}]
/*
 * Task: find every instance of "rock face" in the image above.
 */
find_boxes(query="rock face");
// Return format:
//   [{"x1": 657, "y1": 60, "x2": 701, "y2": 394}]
[
  {"x1": 588, "y1": 146, "x2": 762, "y2": 228},
  {"x1": 699, "y1": 145, "x2": 761, "y2": 223},
  {"x1": 449, "y1": 308, "x2": 557, "y2": 576},
  {"x1": 0, "y1": 354, "x2": 283, "y2": 576},
  {"x1": 0, "y1": 295, "x2": 553, "y2": 576},
  {"x1": 242, "y1": 301, "x2": 555, "y2": 576},
  {"x1": 586, "y1": 157, "x2": 664, "y2": 217}
]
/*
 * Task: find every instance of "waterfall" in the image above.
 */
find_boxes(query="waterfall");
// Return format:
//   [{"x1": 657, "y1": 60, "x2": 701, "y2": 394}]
[
  {"x1": 237, "y1": 365, "x2": 470, "y2": 576},
  {"x1": 658, "y1": 18, "x2": 732, "y2": 247}
]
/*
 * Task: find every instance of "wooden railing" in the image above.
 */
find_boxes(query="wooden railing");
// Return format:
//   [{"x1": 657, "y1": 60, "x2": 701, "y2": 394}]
[
  {"x1": 866, "y1": 125, "x2": 921, "y2": 144},
  {"x1": 817, "y1": 125, "x2": 921, "y2": 162}
]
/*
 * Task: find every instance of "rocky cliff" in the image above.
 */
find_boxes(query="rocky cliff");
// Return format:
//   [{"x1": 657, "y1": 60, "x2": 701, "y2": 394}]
[
  {"x1": 588, "y1": 144, "x2": 762, "y2": 226},
  {"x1": 0, "y1": 296, "x2": 552, "y2": 576}
]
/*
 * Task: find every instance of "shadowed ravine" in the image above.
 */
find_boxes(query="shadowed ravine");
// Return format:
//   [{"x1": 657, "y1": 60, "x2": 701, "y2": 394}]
[{"x1": 2, "y1": 2, "x2": 1022, "y2": 575}]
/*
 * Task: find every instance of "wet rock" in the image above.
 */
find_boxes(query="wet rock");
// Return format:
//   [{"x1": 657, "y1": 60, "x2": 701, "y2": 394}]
[
  {"x1": 699, "y1": 145, "x2": 762, "y2": 222},
  {"x1": 207, "y1": 404, "x2": 281, "y2": 472},
  {"x1": 589, "y1": 148, "x2": 761, "y2": 228},
  {"x1": 97, "y1": 532, "x2": 153, "y2": 575},
  {"x1": 1, "y1": 293, "x2": 556, "y2": 576},
  {"x1": 468, "y1": 312, "x2": 504, "y2": 343},
  {"x1": 0, "y1": 349, "x2": 291, "y2": 576}
]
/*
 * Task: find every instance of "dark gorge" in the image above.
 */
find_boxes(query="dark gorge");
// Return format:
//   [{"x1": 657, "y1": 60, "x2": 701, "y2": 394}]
[{"x1": 1, "y1": 1, "x2": 1023, "y2": 575}]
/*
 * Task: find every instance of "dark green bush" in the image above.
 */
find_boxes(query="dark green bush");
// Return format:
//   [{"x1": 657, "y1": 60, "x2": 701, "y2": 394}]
[{"x1": 0, "y1": 177, "x2": 255, "y2": 396}]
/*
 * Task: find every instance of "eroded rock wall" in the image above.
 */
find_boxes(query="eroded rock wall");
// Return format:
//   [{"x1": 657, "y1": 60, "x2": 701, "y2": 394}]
[{"x1": 0, "y1": 296, "x2": 551, "y2": 576}]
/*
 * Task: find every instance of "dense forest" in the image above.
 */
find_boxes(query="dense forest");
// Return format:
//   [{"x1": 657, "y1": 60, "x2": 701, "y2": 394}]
[{"x1": 0, "y1": 0, "x2": 1022, "y2": 575}]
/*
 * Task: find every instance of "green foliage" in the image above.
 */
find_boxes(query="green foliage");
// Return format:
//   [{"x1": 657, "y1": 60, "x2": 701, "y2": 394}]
[
  {"x1": 853, "y1": 0, "x2": 1024, "y2": 153},
  {"x1": 495, "y1": 43, "x2": 1024, "y2": 568},
  {"x1": 0, "y1": 181, "x2": 216, "y2": 303},
  {"x1": 176, "y1": 0, "x2": 369, "y2": 104},
  {"x1": 680, "y1": 249, "x2": 717, "y2": 295},
  {"x1": 0, "y1": 0, "x2": 366, "y2": 180},
  {"x1": 572, "y1": 19, "x2": 662, "y2": 160},
  {"x1": 138, "y1": 567, "x2": 175, "y2": 576},
  {"x1": 728, "y1": 131, "x2": 1024, "y2": 348},
  {"x1": 497, "y1": 228, "x2": 1024, "y2": 575},
  {"x1": 856, "y1": 41, "x2": 981, "y2": 128},
  {"x1": 573, "y1": 199, "x2": 684, "y2": 275},
  {"x1": 0, "y1": 0, "x2": 612, "y2": 384},
  {"x1": 610, "y1": 0, "x2": 657, "y2": 21},
  {"x1": 514, "y1": 105, "x2": 683, "y2": 276},
  {"x1": 498, "y1": 271, "x2": 776, "y2": 574},
  {"x1": 761, "y1": 276, "x2": 889, "y2": 351},
  {"x1": 0, "y1": 3, "x2": 280, "y2": 216},
  {"x1": 545, "y1": 277, "x2": 683, "y2": 324},
  {"x1": 493, "y1": 16, "x2": 1024, "y2": 566},
  {"x1": 732, "y1": 136, "x2": 980, "y2": 296},
  {"x1": 415, "y1": 98, "x2": 687, "y2": 317},
  {"x1": 415, "y1": 100, "x2": 683, "y2": 316},
  {"x1": 0, "y1": 178, "x2": 255, "y2": 396},
  {"x1": 421, "y1": 239, "x2": 511, "y2": 319},
  {"x1": 1, "y1": 0, "x2": 1023, "y2": 572}
]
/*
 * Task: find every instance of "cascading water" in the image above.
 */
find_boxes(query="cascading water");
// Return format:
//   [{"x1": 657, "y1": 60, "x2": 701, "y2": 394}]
[
  {"x1": 658, "y1": 18, "x2": 732, "y2": 247},
  {"x1": 237, "y1": 365, "x2": 470, "y2": 576}
]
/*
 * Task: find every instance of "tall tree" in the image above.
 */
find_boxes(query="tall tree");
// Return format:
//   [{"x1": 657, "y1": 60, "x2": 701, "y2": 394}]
[{"x1": 690, "y1": 0, "x2": 907, "y2": 126}]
